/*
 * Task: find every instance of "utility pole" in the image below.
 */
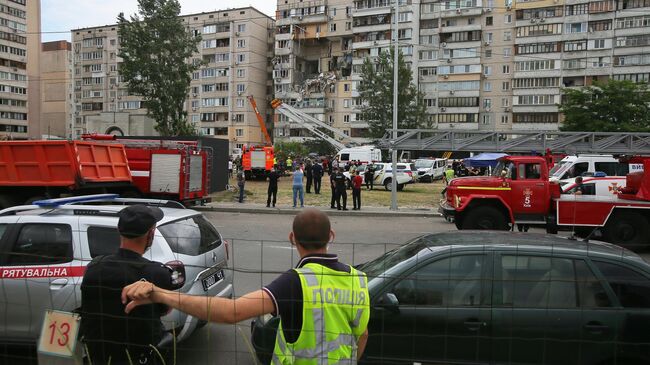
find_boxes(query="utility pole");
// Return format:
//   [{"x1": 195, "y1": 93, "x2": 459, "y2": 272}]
[{"x1": 390, "y1": 0, "x2": 399, "y2": 211}]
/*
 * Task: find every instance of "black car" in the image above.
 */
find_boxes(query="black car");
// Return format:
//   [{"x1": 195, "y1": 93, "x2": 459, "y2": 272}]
[{"x1": 251, "y1": 232, "x2": 650, "y2": 365}]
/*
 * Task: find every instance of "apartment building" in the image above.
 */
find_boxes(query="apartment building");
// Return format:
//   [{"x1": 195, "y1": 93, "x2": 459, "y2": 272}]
[
  {"x1": 274, "y1": 0, "x2": 650, "y2": 137},
  {"x1": 40, "y1": 40, "x2": 72, "y2": 138},
  {"x1": 0, "y1": 0, "x2": 40, "y2": 139},
  {"x1": 72, "y1": 7, "x2": 274, "y2": 150}
]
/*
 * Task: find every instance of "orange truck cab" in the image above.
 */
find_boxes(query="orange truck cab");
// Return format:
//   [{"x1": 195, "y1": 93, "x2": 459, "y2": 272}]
[{"x1": 241, "y1": 145, "x2": 274, "y2": 180}]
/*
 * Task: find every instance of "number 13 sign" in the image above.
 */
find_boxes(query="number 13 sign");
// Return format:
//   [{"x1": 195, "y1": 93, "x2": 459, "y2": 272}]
[{"x1": 38, "y1": 310, "x2": 81, "y2": 358}]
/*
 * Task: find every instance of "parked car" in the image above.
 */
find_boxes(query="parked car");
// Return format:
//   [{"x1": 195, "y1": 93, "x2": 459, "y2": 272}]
[
  {"x1": 414, "y1": 158, "x2": 447, "y2": 183},
  {"x1": 0, "y1": 194, "x2": 232, "y2": 345},
  {"x1": 373, "y1": 162, "x2": 414, "y2": 191},
  {"x1": 252, "y1": 232, "x2": 650, "y2": 365}
]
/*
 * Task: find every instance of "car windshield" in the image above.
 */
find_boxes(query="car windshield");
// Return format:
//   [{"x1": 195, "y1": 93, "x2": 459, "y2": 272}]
[
  {"x1": 415, "y1": 160, "x2": 434, "y2": 168},
  {"x1": 358, "y1": 237, "x2": 432, "y2": 278},
  {"x1": 491, "y1": 160, "x2": 513, "y2": 177},
  {"x1": 550, "y1": 161, "x2": 570, "y2": 177}
]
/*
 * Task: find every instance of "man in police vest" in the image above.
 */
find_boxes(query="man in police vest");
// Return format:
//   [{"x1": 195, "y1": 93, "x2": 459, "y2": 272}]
[{"x1": 122, "y1": 208, "x2": 370, "y2": 364}]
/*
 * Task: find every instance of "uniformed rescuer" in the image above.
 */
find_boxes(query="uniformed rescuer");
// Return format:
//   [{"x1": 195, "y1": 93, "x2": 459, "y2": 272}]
[
  {"x1": 122, "y1": 208, "x2": 370, "y2": 364},
  {"x1": 81, "y1": 205, "x2": 174, "y2": 365}
]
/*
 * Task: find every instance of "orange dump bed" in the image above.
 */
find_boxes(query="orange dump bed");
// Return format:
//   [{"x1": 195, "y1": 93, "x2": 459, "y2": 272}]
[{"x1": 0, "y1": 141, "x2": 131, "y2": 187}]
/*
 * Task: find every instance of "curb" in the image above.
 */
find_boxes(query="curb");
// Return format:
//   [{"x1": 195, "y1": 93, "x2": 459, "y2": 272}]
[{"x1": 194, "y1": 205, "x2": 442, "y2": 218}]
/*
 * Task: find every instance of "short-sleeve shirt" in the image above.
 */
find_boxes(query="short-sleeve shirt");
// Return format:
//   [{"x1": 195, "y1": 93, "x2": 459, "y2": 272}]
[
  {"x1": 263, "y1": 254, "x2": 351, "y2": 344},
  {"x1": 352, "y1": 175, "x2": 363, "y2": 189},
  {"x1": 81, "y1": 248, "x2": 173, "y2": 362},
  {"x1": 292, "y1": 170, "x2": 304, "y2": 186}
]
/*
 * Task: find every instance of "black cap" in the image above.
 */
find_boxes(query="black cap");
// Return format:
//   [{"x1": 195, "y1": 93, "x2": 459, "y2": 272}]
[{"x1": 117, "y1": 205, "x2": 164, "y2": 238}]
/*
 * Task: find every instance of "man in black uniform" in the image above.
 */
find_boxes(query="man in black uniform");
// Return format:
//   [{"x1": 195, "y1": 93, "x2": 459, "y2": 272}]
[
  {"x1": 312, "y1": 161, "x2": 323, "y2": 194},
  {"x1": 81, "y1": 205, "x2": 174, "y2": 365},
  {"x1": 333, "y1": 167, "x2": 348, "y2": 210},
  {"x1": 267, "y1": 165, "x2": 280, "y2": 207},
  {"x1": 305, "y1": 159, "x2": 313, "y2": 194}
]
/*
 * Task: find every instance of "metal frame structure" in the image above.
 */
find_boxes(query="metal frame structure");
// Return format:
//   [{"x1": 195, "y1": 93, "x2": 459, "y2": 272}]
[{"x1": 379, "y1": 130, "x2": 650, "y2": 154}]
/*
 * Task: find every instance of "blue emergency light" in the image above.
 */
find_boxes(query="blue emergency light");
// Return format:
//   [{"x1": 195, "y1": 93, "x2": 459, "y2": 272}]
[{"x1": 33, "y1": 194, "x2": 120, "y2": 208}]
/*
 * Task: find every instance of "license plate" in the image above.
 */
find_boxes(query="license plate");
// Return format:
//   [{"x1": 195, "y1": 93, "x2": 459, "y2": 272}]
[{"x1": 201, "y1": 269, "x2": 225, "y2": 291}]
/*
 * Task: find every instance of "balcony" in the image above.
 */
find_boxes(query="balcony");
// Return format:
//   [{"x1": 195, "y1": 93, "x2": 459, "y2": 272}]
[
  {"x1": 276, "y1": 13, "x2": 328, "y2": 26},
  {"x1": 352, "y1": 39, "x2": 391, "y2": 50},
  {"x1": 440, "y1": 7, "x2": 484, "y2": 18}
]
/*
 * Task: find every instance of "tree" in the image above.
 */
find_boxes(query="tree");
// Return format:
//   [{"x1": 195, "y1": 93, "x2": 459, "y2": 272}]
[
  {"x1": 559, "y1": 80, "x2": 650, "y2": 132},
  {"x1": 117, "y1": 0, "x2": 202, "y2": 136},
  {"x1": 358, "y1": 50, "x2": 427, "y2": 138},
  {"x1": 273, "y1": 141, "x2": 307, "y2": 163}
]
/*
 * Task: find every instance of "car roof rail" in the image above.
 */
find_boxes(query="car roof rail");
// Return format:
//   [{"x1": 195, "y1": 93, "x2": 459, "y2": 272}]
[
  {"x1": 32, "y1": 194, "x2": 185, "y2": 209},
  {"x1": 72, "y1": 197, "x2": 186, "y2": 209}
]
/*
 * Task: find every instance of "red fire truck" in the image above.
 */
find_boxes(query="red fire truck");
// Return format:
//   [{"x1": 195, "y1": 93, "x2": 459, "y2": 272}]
[
  {"x1": 82, "y1": 134, "x2": 212, "y2": 205},
  {"x1": 441, "y1": 155, "x2": 650, "y2": 250},
  {"x1": 241, "y1": 96, "x2": 275, "y2": 179}
]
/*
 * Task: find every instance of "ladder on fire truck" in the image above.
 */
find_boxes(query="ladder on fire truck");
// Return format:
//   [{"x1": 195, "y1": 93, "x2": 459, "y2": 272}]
[
  {"x1": 270, "y1": 98, "x2": 362, "y2": 151},
  {"x1": 379, "y1": 129, "x2": 650, "y2": 154}
]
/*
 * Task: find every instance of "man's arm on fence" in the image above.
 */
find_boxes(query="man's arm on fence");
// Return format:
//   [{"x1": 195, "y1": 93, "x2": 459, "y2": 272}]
[{"x1": 122, "y1": 281, "x2": 275, "y2": 324}]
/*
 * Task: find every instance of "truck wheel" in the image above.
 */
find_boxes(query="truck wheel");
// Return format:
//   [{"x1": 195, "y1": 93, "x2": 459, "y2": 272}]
[
  {"x1": 461, "y1": 206, "x2": 509, "y2": 230},
  {"x1": 603, "y1": 212, "x2": 649, "y2": 250},
  {"x1": 384, "y1": 179, "x2": 392, "y2": 191}
]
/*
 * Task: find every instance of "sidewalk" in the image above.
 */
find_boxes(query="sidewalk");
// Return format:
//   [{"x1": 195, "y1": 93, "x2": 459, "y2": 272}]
[{"x1": 194, "y1": 201, "x2": 442, "y2": 218}]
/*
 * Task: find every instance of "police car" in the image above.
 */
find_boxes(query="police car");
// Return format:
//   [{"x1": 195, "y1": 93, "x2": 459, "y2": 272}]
[{"x1": 0, "y1": 194, "x2": 232, "y2": 344}]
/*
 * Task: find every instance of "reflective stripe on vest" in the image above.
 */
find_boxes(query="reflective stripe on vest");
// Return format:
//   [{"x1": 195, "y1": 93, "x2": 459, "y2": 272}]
[{"x1": 272, "y1": 263, "x2": 370, "y2": 365}]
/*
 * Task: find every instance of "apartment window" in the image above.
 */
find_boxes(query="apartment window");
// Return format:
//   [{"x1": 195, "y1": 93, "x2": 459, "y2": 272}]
[
  {"x1": 484, "y1": 66, "x2": 492, "y2": 76},
  {"x1": 425, "y1": 99, "x2": 436, "y2": 107},
  {"x1": 237, "y1": 54, "x2": 245, "y2": 63},
  {"x1": 344, "y1": 83, "x2": 350, "y2": 92},
  {"x1": 236, "y1": 84, "x2": 245, "y2": 93},
  {"x1": 502, "y1": 65, "x2": 510, "y2": 74},
  {"x1": 233, "y1": 114, "x2": 244, "y2": 122},
  {"x1": 502, "y1": 81, "x2": 510, "y2": 91},
  {"x1": 502, "y1": 98, "x2": 510, "y2": 107},
  {"x1": 343, "y1": 99, "x2": 351, "y2": 108},
  {"x1": 504, "y1": 14, "x2": 512, "y2": 24},
  {"x1": 398, "y1": 28, "x2": 412, "y2": 39},
  {"x1": 330, "y1": 23, "x2": 337, "y2": 32},
  {"x1": 501, "y1": 115, "x2": 509, "y2": 124},
  {"x1": 236, "y1": 98, "x2": 245, "y2": 108},
  {"x1": 484, "y1": 81, "x2": 492, "y2": 91},
  {"x1": 191, "y1": 100, "x2": 200, "y2": 108},
  {"x1": 485, "y1": 50, "x2": 492, "y2": 58},
  {"x1": 345, "y1": 22, "x2": 352, "y2": 30},
  {"x1": 482, "y1": 115, "x2": 491, "y2": 125},
  {"x1": 593, "y1": 39, "x2": 606, "y2": 49},
  {"x1": 504, "y1": 48, "x2": 511, "y2": 57},
  {"x1": 343, "y1": 115, "x2": 350, "y2": 123},
  {"x1": 237, "y1": 69, "x2": 245, "y2": 78},
  {"x1": 566, "y1": 23, "x2": 587, "y2": 33},
  {"x1": 486, "y1": 16, "x2": 493, "y2": 26},
  {"x1": 486, "y1": 33, "x2": 493, "y2": 42},
  {"x1": 503, "y1": 31, "x2": 511, "y2": 41},
  {"x1": 483, "y1": 98, "x2": 492, "y2": 108},
  {"x1": 237, "y1": 24, "x2": 246, "y2": 33},
  {"x1": 237, "y1": 39, "x2": 246, "y2": 48},
  {"x1": 235, "y1": 128, "x2": 244, "y2": 137},
  {"x1": 398, "y1": 12, "x2": 412, "y2": 23}
]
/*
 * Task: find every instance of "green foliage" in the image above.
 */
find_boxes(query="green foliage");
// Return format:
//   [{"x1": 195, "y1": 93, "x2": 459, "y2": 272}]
[
  {"x1": 303, "y1": 139, "x2": 337, "y2": 157},
  {"x1": 274, "y1": 141, "x2": 307, "y2": 162},
  {"x1": 117, "y1": 0, "x2": 201, "y2": 136},
  {"x1": 358, "y1": 50, "x2": 427, "y2": 138},
  {"x1": 559, "y1": 80, "x2": 650, "y2": 132}
]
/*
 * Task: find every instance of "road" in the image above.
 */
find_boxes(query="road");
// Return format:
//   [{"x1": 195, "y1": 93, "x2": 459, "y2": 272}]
[{"x1": 176, "y1": 211, "x2": 446, "y2": 364}]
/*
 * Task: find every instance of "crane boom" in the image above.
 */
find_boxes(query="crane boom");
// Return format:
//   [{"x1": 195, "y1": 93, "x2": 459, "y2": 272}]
[
  {"x1": 247, "y1": 95, "x2": 273, "y2": 145},
  {"x1": 270, "y1": 99, "x2": 360, "y2": 151}
]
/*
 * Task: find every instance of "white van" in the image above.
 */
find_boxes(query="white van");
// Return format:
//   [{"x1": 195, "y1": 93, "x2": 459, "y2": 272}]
[
  {"x1": 562, "y1": 176, "x2": 628, "y2": 196},
  {"x1": 550, "y1": 154, "x2": 644, "y2": 195},
  {"x1": 336, "y1": 146, "x2": 382, "y2": 167},
  {"x1": 414, "y1": 158, "x2": 447, "y2": 183}
]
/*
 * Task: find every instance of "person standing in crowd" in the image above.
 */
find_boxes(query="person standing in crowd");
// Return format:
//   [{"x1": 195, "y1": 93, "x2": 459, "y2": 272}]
[
  {"x1": 444, "y1": 164, "x2": 455, "y2": 186},
  {"x1": 305, "y1": 159, "x2": 313, "y2": 194},
  {"x1": 81, "y1": 205, "x2": 173, "y2": 365},
  {"x1": 312, "y1": 160, "x2": 323, "y2": 195},
  {"x1": 333, "y1": 167, "x2": 348, "y2": 210},
  {"x1": 349, "y1": 161, "x2": 357, "y2": 176},
  {"x1": 332, "y1": 157, "x2": 339, "y2": 175},
  {"x1": 237, "y1": 170, "x2": 245, "y2": 203},
  {"x1": 352, "y1": 170, "x2": 363, "y2": 210},
  {"x1": 228, "y1": 159, "x2": 233, "y2": 179},
  {"x1": 286, "y1": 156, "x2": 293, "y2": 172},
  {"x1": 267, "y1": 165, "x2": 280, "y2": 208},
  {"x1": 292, "y1": 166, "x2": 305, "y2": 208},
  {"x1": 364, "y1": 164, "x2": 375, "y2": 190},
  {"x1": 329, "y1": 170, "x2": 337, "y2": 209},
  {"x1": 121, "y1": 209, "x2": 370, "y2": 365}
]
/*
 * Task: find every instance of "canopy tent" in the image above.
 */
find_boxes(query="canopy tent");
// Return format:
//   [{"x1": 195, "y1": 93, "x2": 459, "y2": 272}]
[{"x1": 463, "y1": 153, "x2": 509, "y2": 168}]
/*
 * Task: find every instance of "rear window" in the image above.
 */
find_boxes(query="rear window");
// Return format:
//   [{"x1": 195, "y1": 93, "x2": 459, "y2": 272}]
[
  {"x1": 87, "y1": 226, "x2": 121, "y2": 258},
  {"x1": 7, "y1": 224, "x2": 72, "y2": 265},
  {"x1": 158, "y1": 215, "x2": 222, "y2": 256}
]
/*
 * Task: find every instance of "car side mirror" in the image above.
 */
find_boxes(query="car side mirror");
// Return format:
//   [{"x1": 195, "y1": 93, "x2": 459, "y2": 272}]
[{"x1": 376, "y1": 292, "x2": 399, "y2": 313}]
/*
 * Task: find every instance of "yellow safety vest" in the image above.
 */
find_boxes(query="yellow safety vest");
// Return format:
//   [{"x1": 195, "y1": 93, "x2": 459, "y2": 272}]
[{"x1": 272, "y1": 263, "x2": 370, "y2": 365}]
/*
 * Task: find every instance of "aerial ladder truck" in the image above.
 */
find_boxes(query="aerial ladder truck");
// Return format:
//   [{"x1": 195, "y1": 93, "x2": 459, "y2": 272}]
[{"x1": 241, "y1": 96, "x2": 275, "y2": 180}]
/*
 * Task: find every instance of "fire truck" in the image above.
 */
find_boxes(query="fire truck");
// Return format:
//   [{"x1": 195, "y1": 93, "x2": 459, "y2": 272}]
[
  {"x1": 440, "y1": 155, "x2": 650, "y2": 250},
  {"x1": 242, "y1": 96, "x2": 275, "y2": 179}
]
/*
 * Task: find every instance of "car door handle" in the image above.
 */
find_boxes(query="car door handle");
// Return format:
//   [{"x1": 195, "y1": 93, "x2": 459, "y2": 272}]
[
  {"x1": 50, "y1": 278, "x2": 68, "y2": 289},
  {"x1": 464, "y1": 319, "x2": 486, "y2": 331},
  {"x1": 583, "y1": 321, "x2": 609, "y2": 334}
]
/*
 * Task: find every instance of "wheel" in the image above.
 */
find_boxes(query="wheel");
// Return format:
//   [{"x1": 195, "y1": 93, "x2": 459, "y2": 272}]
[
  {"x1": 397, "y1": 184, "x2": 404, "y2": 191},
  {"x1": 460, "y1": 206, "x2": 509, "y2": 230},
  {"x1": 603, "y1": 211, "x2": 649, "y2": 250},
  {"x1": 383, "y1": 178, "x2": 392, "y2": 191}
]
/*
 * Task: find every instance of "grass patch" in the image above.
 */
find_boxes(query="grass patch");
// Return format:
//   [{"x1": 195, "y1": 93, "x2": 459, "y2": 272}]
[{"x1": 212, "y1": 176, "x2": 446, "y2": 209}]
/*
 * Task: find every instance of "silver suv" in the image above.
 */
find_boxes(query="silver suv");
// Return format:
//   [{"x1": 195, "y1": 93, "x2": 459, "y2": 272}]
[{"x1": 0, "y1": 195, "x2": 232, "y2": 344}]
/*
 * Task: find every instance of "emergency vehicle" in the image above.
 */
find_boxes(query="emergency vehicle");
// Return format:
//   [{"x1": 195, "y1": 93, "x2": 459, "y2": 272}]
[
  {"x1": 441, "y1": 155, "x2": 650, "y2": 250},
  {"x1": 242, "y1": 96, "x2": 275, "y2": 179}
]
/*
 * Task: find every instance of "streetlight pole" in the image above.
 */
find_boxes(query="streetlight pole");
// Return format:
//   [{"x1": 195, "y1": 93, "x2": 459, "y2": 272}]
[{"x1": 390, "y1": 0, "x2": 399, "y2": 211}]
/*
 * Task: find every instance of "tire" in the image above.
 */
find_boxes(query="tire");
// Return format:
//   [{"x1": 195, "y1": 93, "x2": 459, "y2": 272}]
[
  {"x1": 383, "y1": 178, "x2": 392, "y2": 191},
  {"x1": 397, "y1": 184, "x2": 404, "y2": 191},
  {"x1": 603, "y1": 211, "x2": 649, "y2": 250},
  {"x1": 460, "y1": 206, "x2": 509, "y2": 230}
]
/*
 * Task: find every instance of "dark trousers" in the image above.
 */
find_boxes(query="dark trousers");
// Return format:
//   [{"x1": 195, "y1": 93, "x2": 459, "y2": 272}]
[
  {"x1": 306, "y1": 175, "x2": 313, "y2": 193},
  {"x1": 330, "y1": 186, "x2": 336, "y2": 208},
  {"x1": 238, "y1": 183, "x2": 244, "y2": 203},
  {"x1": 267, "y1": 185, "x2": 277, "y2": 207},
  {"x1": 314, "y1": 177, "x2": 322, "y2": 194},
  {"x1": 352, "y1": 188, "x2": 361, "y2": 209},
  {"x1": 335, "y1": 187, "x2": 347, "y2": 209},
  {"x1": 365, "y1": 175, "x2": 374, "y2": 190}
]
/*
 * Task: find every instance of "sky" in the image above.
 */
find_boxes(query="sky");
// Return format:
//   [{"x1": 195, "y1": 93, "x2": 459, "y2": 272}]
[{"x1": 41, "y1": 0, "x2": 276, "y2": 42}]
